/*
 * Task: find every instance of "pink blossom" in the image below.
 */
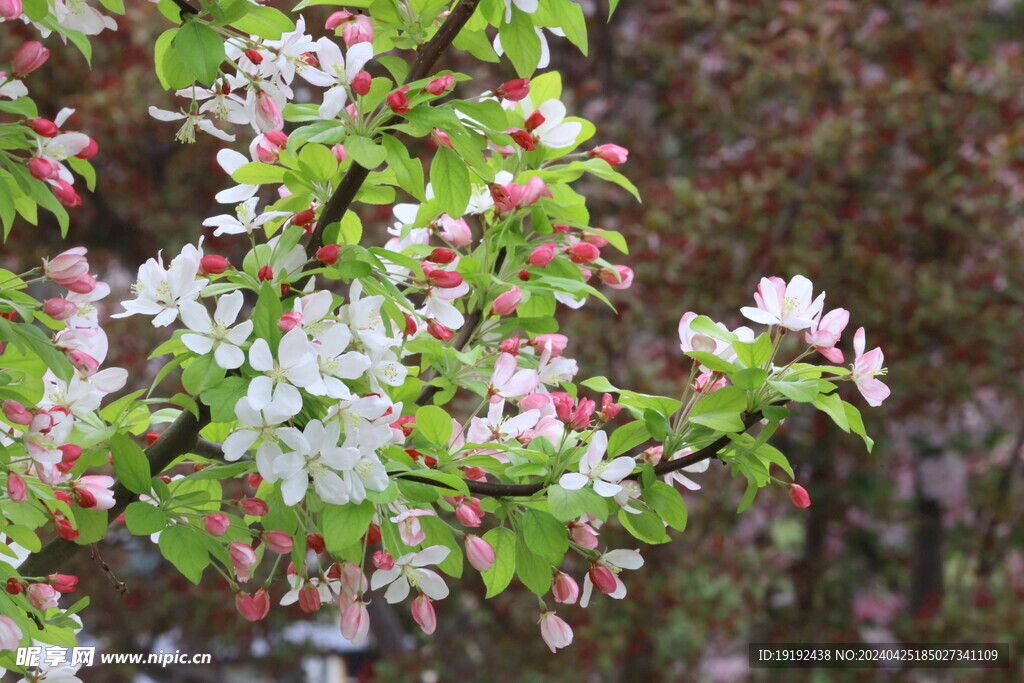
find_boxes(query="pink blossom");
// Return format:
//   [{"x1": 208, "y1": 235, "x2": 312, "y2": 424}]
[
  {"x1": 0, "y1": 615, "x2": 21, "y2": 650},
  {"x1": 390, "y1": 509, "x2": 434, "y2": 546},
  {"x1": 496, "y1": 78, "x2": 530, "y2": 102},
  {"x1": 340, "y1": 598, "x2": 370, "y2": 643},
  {"x1": 566, "y1": 242, "x2": 599, "y2": 264},
  {"x1": 12, "y1": 41, "x2": 49, "y2": 75},
  {"x1": 538, "y1": 610, "x2": 573, "y2": 653},
  {"x1": 28, "y1": 583, "x2": 59, "y2": 610},
  {"x1": 490, "y1": 286, "x2": 522, "y2": 316},
  {"x1": 73, "y1": 475, "x2": 115, "y2": 510},
  {"x1": 229, "y1": 542, "x2": 258, "y2": 582},
  {"x1": 599, "y1": 265, "x2": 634, "y2": 290},
  {"x1": 0, "y1": 0, "x2": 23, "y2": 21},
  {"x1": 528, "y1": 242, "x2": 557, "y2": 267},
  {"x1": 488, "y1": 352, "x2": 540, "y2": 403},
  {"x1": 426, "y1": 74, "x2": 455, "y2": 95},
  {"x1": 740, "y1": 274, "x2": 825, "y2": 331},
  {"x1": 3, "y1": 400, "x2": 32, "y2": 425},
  {"x1": 464, "y1": 535, "x2": 495, "y2": 572},
  {"x1": 204, "y1": 513, "x2": 230, "y2": 536},
  {"x1": 490, "y1": 177, "x2": 551, "y2": 214},
  {"x1": 411, "y1": 594, "x2": 437, "y2": 634},
  {"x1": 567, "y1": 520, "x2": 599, "y2": 549},
  {"x1": 438, "y1": 214, "x2": 472, "y2": 246},
  {"x1": 342, "y1": 15, "x2": 374, "y2": 46},
  {"x1": 805, "y1": 308, "x2": 849, "y2": 363},
  {"x1": 264, "y1": 530, "x2": 293, "y2": 554},
  {"x1": 7, "y1": 473, "x2": 27, "y2": 503},
  {"x1": 588, "y1": 144, "x2": 629, "y2": 166},
  {"x1": 851, "y1": 327, "x2": 890, "y2": 406},
  {"x1": 325, "y1": 10, "x2": 354, "y2": 30},
  {"x1": 789, "y1": 483, "x2": 811, "y2": 508},
  {"x1": 552, "y1": 571, "x2": 579, "y2": 604},
  {"x1": 236, "y1": 589, "x2": 270, "y2": 621},
  {"x1": 43, "y1": 247, "x2": 89, "y2": 287}
]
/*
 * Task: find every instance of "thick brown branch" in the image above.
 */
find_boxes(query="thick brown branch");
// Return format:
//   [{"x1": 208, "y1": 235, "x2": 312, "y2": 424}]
[
  {"x1": 20, "y1": 407, "x2": 210, "y2": 577},
  {"x1": 308, "y1": 0, "x2": 483, "y2": 251}
]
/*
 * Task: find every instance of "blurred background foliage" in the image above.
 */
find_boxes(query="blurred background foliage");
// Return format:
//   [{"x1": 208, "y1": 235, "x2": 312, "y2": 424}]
[{"x1": 3, "y1": 0, "x2": 1024, "y2": 680}]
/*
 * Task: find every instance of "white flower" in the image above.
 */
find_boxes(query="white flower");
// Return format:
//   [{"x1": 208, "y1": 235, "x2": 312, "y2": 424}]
[
  {"x1": 488, "y1": 353, "x2": 540, "y2": 404},
  {"x1": 246, "y1": 328, "x2": 325, "y2": 417},
  {"x1": 113, "y1": 244, "x2": 208, "y2": 327},
  {"x1": 213, "y1": 148, "x2": 258, "y2": 204},
  {"x1": 148, "y1": 106, "x2": 235, "y2": 143},
  {"x1": 740, "y1": 275, "x2": 825, "y2": 331},
  {"x1": 176, "y1": 74, "x2": 248, "y2": 123},
  {"x1": 179, "y1": 290, "x2": 253, "y2": 370},
  {"x1": 580, "y1": 549, "x2": 644, "y2": 608},
  {"x1": 370, "y1": 546, "x2": 450, "y2": 604},
  {"x1": 268, "y1": 419, "x2": 359, "y2": 505},
  {"x1": 504, "y1": 0, "x2": 538, "y2": 22},
  {"x1": 467, "y1": 401, "x2": 539, "y2": 445},
  {"x1": 663, "y1": 448, "x2": 709, "y2": 490},
  {"x1": 304, "y1": 38, "x2": 374, "y2": 120},
  {"x1": 558, "y1": 431, "x2": 635, "y2": 498},
  {"x1": 222, "y1": 397, "x2": 293, "y2": 462},
  {"x1": 314, "y1": 326, "x2": 372, "y2": 399},
  {"x1": 202, "y1": 197, "x2": 289, "y2": 236},
  {"x1": 516, "y1": 98, "x2": 582, "y2": 149}
]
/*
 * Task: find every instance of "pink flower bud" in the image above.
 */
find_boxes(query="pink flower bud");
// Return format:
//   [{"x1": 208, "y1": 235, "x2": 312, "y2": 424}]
[
  {"x1": 411, "y1": 594, "x2": 436, "y2": 634},
  {"x1": 239, "y1": 497, "x2": 269, "y2": 516},
  {"x1": 0, "y1": 0, "x2": 23, "y2": 21},
  {"x1": 789, "y1": 483, "x2": 811, "y2": 509},
  {"x1": 531, "y1": 333, "x2": 568, "y2": 355},
  {"x1": 552, "y1": 571, "x2": 579, "y2": 604},
  {"x1": 28, "y1": 118, "x2": 58, "y2": 137},
  {"x1": 75, "y1": 137, "x2": 98, "y2": 160},
  {"x1": 66, "y1": 272, "x2": 96, "y2": 294},
  {"x1": 252, "y1": 132, "x2": 287, "y2": 163},
  {"x1": 7, "y1": 473, "x2": 27, "y2": 502},
  {"x1": 236, "y1": 588, "x2": 270, "y2": 621},
  {"x1": 426, "y1": 247, "x2": 456, "y2": 264},
  {"x1": 0, "y1": 615, "x2": 21, "y2": 651},
  {"x1": 566, "y1": 242, "x2": 600, "y2": 264},
  {"x1": 433, "y1": 128, "x2": 453, "y2": 148},
  {"x1": 507, "y1": 127, "x2": 536, "y2": 151},
  {"x1": 438, "y1": 215, "x2": 471, "y2": 246},
  {"x1": 47, "y1": 574, "x2": 78, "y2": 593},
  {"x1": 372, "y1": 550, "x2": 395, "y2": 571},
  {"x1": 342, "y1": 15, "x2": 374, "y2": 46},
  {"x1": 426, "y1": 319, "x2": 454, "y2": 342},
  {"x1": 496, "y1": 78, "x2": 530, "y2": 102},
  {"x1": 351, "y1": 70, "x2": 372, "y2": 96},
  {"x1": 340, "y1": 598, "x2": 370, "y2": 643},
  {"x1": 568, "y1": 397, "x2": 595, "y2": 430},
  {"x1": 538, "y1": 610, "x2": 573, "y2": 653},
  {"x1": 588, "y1": 143, "x2": 629, "y2": 166},
  {"x1": 277, "y1": 312, "x2": 304, "y2": 332},
  {"x1": 316, "y1": 244, "x2": 341, "y2": 266},
  {"x1": 499, "y1": 337, "x2": 521, "y2": 355},
  {"x1": 41, "y1": 297, "x2": 78, "y2": 320},
  {"x1": 28, "y1": 157, "x2": 59, "y2": 180},
  {"x1": 51, "y1": 180, "x2": 82, "y2": 208},
  {"x1": 524, "y1": 110, "x2": 546, "y2": 133},
  {"x1": 204, "y1": 513, "x2": 230, "y2": 536},
  {"x1": 255, "y1": 91, "x2": 283, "y2": 132},
  {"x1": 386, "y1": 85, "x2": 411, "y2": 115},
  {"x1": 199, "y1": 254, "x2": 229, "y2": 275},
  {"x1": 528, "y1": 242, "x2": 557, "y2": 267},
  {"x1": 58, "y1": 444, "x2": 81, "y2": 468},
  {"x1": 464, "y1": 535, "x2": 495, "y2": 572},
  {"x1": 229, "y1": 542, "x2": 258, "y2": 582},
  {"x1": 3, "y1": 400, "x2": 32, "y2": 425},
  {"x1": 568, "y1": 520, "x2": 599, "y2": 549},
  {"x1": 264, "y1": 530, "x2": 293, "y2": 554},
  {"x1": 589, "y1": 565, "x2": 618, "y2": 595},
  {"x1": 425, "y1": 268, "x2": 463, "y2": 288},
  {"x1": 599, "y1": 265, "x2": 634, "y2": 290},
  {"x1": 455, "y1": 502, "x2": 483, "y2": 527},
  {"x1": 27, "y1": 583, "x2": 58, "y2": 610},
  {"x1": 67, "y1": 350, "x2": 98, "y2": 375},
  {"x1": 298, "y1": 581, "x2": 321, "y2": 612},
  {"x1": 43, "y1": 247, "x2": 89, "y2": 287},
  {"x1": 12, "y1": 41, "x2": 49, "y2": 75},
  {"x1": 549, "y1": 391, "x2": 573, "y2": 421},
  {"x1": 325, "y1": 10, "x2": 354, "y2": 30},
  {"x1": 490, "y1": 286, "x2": 522, "y2": 316},
  {"x1": 600, "y1": 393, "x2": 622, "y2": 422},
  {"x1": 425, "y1": 74, "x2": 455, "y2": 96}
]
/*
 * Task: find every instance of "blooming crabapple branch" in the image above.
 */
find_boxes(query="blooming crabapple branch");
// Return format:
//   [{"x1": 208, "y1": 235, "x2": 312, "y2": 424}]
[
  {"x1": 308, "y1": 0, "x2": 483, "y2": 252},
  {"x1": 19, "y1": 407, "x2": 210, "y2": 577}
]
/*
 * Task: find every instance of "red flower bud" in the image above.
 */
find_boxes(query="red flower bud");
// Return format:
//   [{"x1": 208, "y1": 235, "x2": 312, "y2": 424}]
[
  {"x1": 53, "y1": 516, "x2": 78, "y2": 541},
  {"x1": 12, "y1": 41, "x2": 49, "y2": 74},
  {"x1": 316, "y1": 244, "x2": 341, "y2": 265},
  {"x1": 28, "y1": 157, "x2": 59, "y2": 181},
  {"x1": 306, "y1": 533, "x2": 325, "y2": 554},
  {"x1": 789, "y1": 483, "x2": 811, "y2": 509},
  {"x1": 75, "y1": 137, "x2": 99, "y2": 160},
  {"x1": 518, "y1": 269, "x2": 531, "y2": 281},
  {"x1": 588, "y1": 143, "x2": 629, "y2": 167},
  {"x1": 28, "y1": 118, "x2": 58, "y2": 137},
  {"x1": 351, "y1": 70, "x2": 372, "y2": 96},
  {"x1": 496, "y1": 78, "x2": 530, "y2": 102},
  {"x1": 426, "y1": 319, "x2": 454, "y2": 341},
  {"x1": 589, "y1": 565, "x2": 618, "y2": 595},
  {"x1": 239, "y1": 497, "x2": 269, "y2": 516},
  {"x1": 325, "y1": 10, "x2": 355, "y2": 30},
  {"x1": 145, "y1": 431, "x2": 160, "y2": 445},
  {"x1": 524, "y1": 110, "x2": 546, "y2": 133},
  {"x1": 51, "y1": 180, "x2": 82, "y2": 208},
  {"x1": 204, "y1": 513, "x2": 230, "y2": 536},
  {"x1": 386, "y1": 86, "x2": 411, "y2": 115},
  {"x1": 528, "y1": 242, "x2": 557, "y2": 267},
  {"x1": 292, "y1": 208, "x2": 316, "y2": 227},
  {"x1": 5, "y1": 578, "x2": 22, "y2": 595},
  {"x1": 257, "y1": 265, "x2": 274, "y2": 281},
  {"x1": 363, "y1": 523, "x2": 382, "y2": 546},
  {"x1": 426, "y1": 247, "x2": 457, "y2": 264},
  {"x1": 236, "y1": 589, "x2": 270, "y2": 621},
  {"x1": 425, "y1": 74, "x2": 455, "y2": 96},
  {"x1": 244, "y1": 48, "x2": 263, "y2": 65},
  {"x1": 48, "y1": 574, "x2": 78, "y2": 593},
  {"x1": 425, "y1": 269, "x2": 463, "y2": 288},
  {"x1": 199, "y1": 254, "x2": 229, "y2": 275},
  {"x1": 507, "y1": 128, "x2": 536, "y2": 151},
  {"x1": 264, "y1": 530, "x2": 293, "y2": 554},
  {"x1": 566, "y1": 242, "x2": 600, "y2": 264},
  {"x1": 277, "y1": 312, "x2": 304, "y2": 332}
]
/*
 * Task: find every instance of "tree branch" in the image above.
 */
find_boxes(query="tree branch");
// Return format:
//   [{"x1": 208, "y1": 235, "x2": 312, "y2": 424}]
[
  {"x1": 308, "y1": 0, "x2": 483, "y2": 252},
  {"x1": 20, "y1": 407, "x2": 210, "y2": 577}
]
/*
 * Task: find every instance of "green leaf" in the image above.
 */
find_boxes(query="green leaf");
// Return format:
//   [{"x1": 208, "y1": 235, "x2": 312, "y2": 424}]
[
  {"x1": 546, "y1": 485, "x2": 588, "y2": 522},
  {"x1": 732, "y1": 367, "x2": 769, "y2": 390},
  {"x1": 732, "y1": 333, "x2": 772, "y2": 368},
  {"x1": 689, "y1": 386, "x2": 746, "y2": 432},
  {"x1": 158, "y1": 525, "x2": 210, "y2": 584},
  {"x1": 685, "y1": 351, "x2": 735, "y2": 373},
  {"x1": 200, "y1": 377, "x2": 248, "y2": 424},
  {"x1": 519, "y1": 509, "x2": 567, "y2": 565},
  {"x1": 231, "y1": 4, "x2": 295, "y2": 39},
  {"x1": 482, "y1": 527, "x2": 516, "y2": 597},
  {"x1": 3, "y1": 525, "x2": 41, "y2": 552},
  {"x1": 737, "y1": 479, "x2": 759, "y2": 513},
  {"x1": 172, "y1": 22, "x2": 225, "y2": 86},
  {"x1": 812, "y1": 391, "x2": 849, "y2": 432},
  {"x1": 608, "y1": 420, "x2": 650, "y2": 456},
  {"x1": 320, "y1": 500, "x2": 375, "y2": 555},
  {"x1": 415, "y1": 405, "x2": 452, "y2": 446},
  {"x1": 618, "y1": 508, "x2": 670, "y2": 544},
  {"x1": 0, "y1": 319, "x2": 74, "y2": 382},
  {"x1": 643, "y1": 481, "x2": 688, "y2": 532},
  {"x1": 579, "y1": 376, "x2": 618, "y2": 393},
  {"x1": 232, "y1": 162, "x2": 287, "y2": 184},
  {"x1": 109, "y1": 433, "x2": 152, "y2": 495},
  {"x1": 72, "y1": 507, "x2": 109, "y2": 545},
  {"x1": 687, "y1": 315, "x2": 737, "y2": 343},
  {"x1": 181, "y1": 353, "x2": 226, "y2": 395},
  {"x1": 251, "y1": 281, "x2": 283, "y2": 348},
  {"x1": 345, "y1": 135, "x2": 387, "y2": 169},
  {"x1": 430, "y1": 146, "x2": 470, "y2": 217},
  {"x1": 844, "y1": 401, "x2": 874, "y2": 452},
  {"x1": 154, "y1": 28, "x2": 195, "y2": 90},
  {"x1": 125, "y1": 502, "x2": 169, "y2": 535},
  {"x1": 381, "y1": 134, "x2": 426, "y2": 201},
  {"x1": 515, "y1": 542, "x2": 552, "y2": 596},
  {"x1": 767, "y1": 379, "x2": 819, "y2": 403},
  {"x1": 297, "y1": 143, "x2": 339, "y2": 184},
  {"x1": 500, "y1": 7, "x2": 542, "y2": 78}
]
